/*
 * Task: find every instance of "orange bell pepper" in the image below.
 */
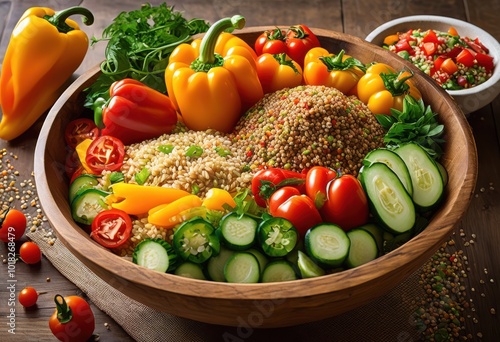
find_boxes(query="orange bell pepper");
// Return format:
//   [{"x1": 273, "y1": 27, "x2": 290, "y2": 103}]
[
  {"x1": 148, "y1": 195, "x2": 203, "y2": 227},
  {"x1": 255, "y1": 53, "x2": 303, "y2": 94},
  {"x1": 109, "y1": 182, "x2": 190, "y2": 215},
  {"x1": 303, "y1": 47, "x2": 366, "y2": 95},
  {"x1": 0, "y1": 6, "x2": 93, "y2": 140},
  {"x1": 165, "y1": 15, "x2": 263, "y2": 133},
  {"x1": 356, "y1": 63, "x2": 422, "y2": 115}
]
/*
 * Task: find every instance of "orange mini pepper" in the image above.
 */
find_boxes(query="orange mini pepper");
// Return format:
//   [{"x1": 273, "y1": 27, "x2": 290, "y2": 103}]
[
  {"x1": 165, "y1": 15, "x2": 263, "y2": 133},
  {"x1": 303, "y1": 47, "x2": 366, "y2": 95},
  {"x1": 255, "y1": 53, "x2": 303, "y2": 94},
  {"x1": 148, "y1": 194, "x2": 203, "y2": 228},
  {"x1": 356, "y1": 63, "x2": 422, "y2": 115},
  {"x1": 0, "y1": 6, "x2": 93, "y2": 140}
]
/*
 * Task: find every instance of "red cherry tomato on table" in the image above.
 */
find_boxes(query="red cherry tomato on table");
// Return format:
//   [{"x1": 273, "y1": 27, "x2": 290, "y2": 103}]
[
  {"x1": 305, "y1": 166, "x2": 337, "y2": 210},
  {"x1": 90, "y1": 208, "x2": 132, "y2": 249},
  {"x1": 64, "y1": 118, "x2": 99, "y2": 149},
  {"x1": 321, "y1": 174, "x2": 369, "y2": 231},
  {"x1": 0, "y1": 208, "x2": 27, "y2": 242},
  {"x1": 19, "y1": 241, "x2": 42, "y2": 264},
  {"x1": 85, "y1": 135, "x2": 125, "y2": 174},
  {"x1": 19, "y1": 287, "x2": 39, "y2": 307},
  {"x1": 272, "y1": 194, "x2": 323, "y2": 238},
  {"x1": 49, "y1": 295, "x2": 95, "y2": 342}
]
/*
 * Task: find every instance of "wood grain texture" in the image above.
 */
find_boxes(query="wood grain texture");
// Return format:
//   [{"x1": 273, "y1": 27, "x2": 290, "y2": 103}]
[{"x1": 33, "y1": 26, "x2": 477, "y2": 328}]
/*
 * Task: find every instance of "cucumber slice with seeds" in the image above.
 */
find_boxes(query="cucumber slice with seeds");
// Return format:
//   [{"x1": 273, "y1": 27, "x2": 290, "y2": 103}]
[
  {"x1": 297, "y1": 250, "x2": 325, "y2": 278},
  {"x1": 133, "y1": 238, "x2": 177, "y2": 273},
  {"x1": 224, "y1": 252, "x2": 260, "y2": 283},
  {"x1": 175, "y1": 261, "x2": 206, "y2": 280},
  {"x1": 219, "y1": 212, "x2": 258, "y2": 250},
  {"x1": 345, "y1": 228, "x2": 379, "y2": 268},
  {"x1": 261, "y1": 260, "x2": 297, "y2": 283},
  {"x1": 304, "y1": 223, "x2": 350, "y2": 268}
]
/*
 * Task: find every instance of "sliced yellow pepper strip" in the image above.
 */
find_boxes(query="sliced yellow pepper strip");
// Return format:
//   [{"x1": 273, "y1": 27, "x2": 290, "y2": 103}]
[
  {"x1": 148, "y1": 195, "x2": 203, "y2": 228},
  {"x1": 75, "y1": 138, "x2": 93, "y2": 174},
  {"x1": 202, "y1": 188, "x2": 236, "y2": 211},
  {"x1": 110, "y1": 183, "x2": 190, "y2": 215}
]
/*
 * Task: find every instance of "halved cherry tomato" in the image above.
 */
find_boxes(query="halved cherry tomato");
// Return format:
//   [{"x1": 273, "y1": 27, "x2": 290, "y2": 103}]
[
  {"x1": 321, "y1": 174, "x2": 369, "y2": 231},
  {"x1": 305, "y1": 166, "x2": 337, "y2": 210},
  {"x1": 269, "y1": 186, "x2": 301, "y2": 215},
  {"x1": 19, "y1": 241, "x2": 42, "y2": 264},
  {"x1": 19, "y1": 287, "x2": 39, "y2": 307},
  {"x1": 440, "y1": 58, "x2": 458, "y2": 75},
  {"x1": 456, "y1": 48, "x2": 475, "y2": 67},
  {"x1": 85, "y1": 135, "x2": 125, "y2": 174},
  {"x1": 90, "y1": 208, "x2": 132, "y2": 248},
  {"x1": 64, "y1": 118, "x2": 99, "y2": 149},
  {"x1": 273, "y1": 194, "x2": 323, "y2": 238},
  {"x1": 0, "y1": 208, "x2": 27, "y2": 242}
]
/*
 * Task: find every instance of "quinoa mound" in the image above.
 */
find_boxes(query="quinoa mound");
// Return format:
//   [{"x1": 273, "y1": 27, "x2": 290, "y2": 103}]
[{"x1": 232, "y1": 85, "x2": 386, "y2": 175}]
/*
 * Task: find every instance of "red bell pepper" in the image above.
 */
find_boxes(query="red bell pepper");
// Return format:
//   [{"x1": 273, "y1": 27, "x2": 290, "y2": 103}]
[
  {"x1": 96, "y1": 79, "x2": 178, "y2": 145},
  {"x1": 254, "y1": 24, "x2": 320, "y2": 67}
]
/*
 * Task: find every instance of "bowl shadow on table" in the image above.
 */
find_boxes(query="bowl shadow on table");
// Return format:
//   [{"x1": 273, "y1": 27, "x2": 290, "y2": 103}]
[{"x1": 34, "y1": 27, "x2": 478, "y2": 328}]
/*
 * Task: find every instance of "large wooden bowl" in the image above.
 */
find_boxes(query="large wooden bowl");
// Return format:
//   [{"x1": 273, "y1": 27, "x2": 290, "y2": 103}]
[{"x1": 34, "y1": 27, "x2": 477, "y2": 328}]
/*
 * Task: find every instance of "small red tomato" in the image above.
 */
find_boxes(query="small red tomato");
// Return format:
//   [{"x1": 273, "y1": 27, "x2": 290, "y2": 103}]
[
  {"x1": 273, "y1": 194, "x2": 323, "y2": 238},
  {"x1": 321, "y1": 174, "x2": 369, "y2": 231},
  {"x1": 19, "y1": 241, "x2": 42, "y2": 264},
  {"x1": 305, "y1": 166, "x2": 337, "y2": 210},
  {"x1": 19, "y1": 287, "x2": 39, "y2": 307},
  {"x1": 0, "y1": 208, "x2": 27, "y2": 242},
  {"x1": 49, "y1": 295, "x2": 95, "y2": 342},
  {"x1": 269, "y1": 186, "x2": 302, "y2": 215}
]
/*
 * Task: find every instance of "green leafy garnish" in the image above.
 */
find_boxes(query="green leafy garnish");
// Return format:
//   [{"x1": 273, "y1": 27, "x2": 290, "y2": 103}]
[
  {"x1": 135, "y1": 167, "x2": 150, "y2": 185},
  {"x1": 84, "y1": 3, "x2": 210, "y2": 108},
  {"x1": 375, "y1": 95, "x2": 445, "y2": 159}
]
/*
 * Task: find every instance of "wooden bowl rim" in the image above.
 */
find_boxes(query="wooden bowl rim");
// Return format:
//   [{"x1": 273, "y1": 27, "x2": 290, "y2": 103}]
[{"x1": 34, "y1": 26, "x2": 478, "y2": 302}]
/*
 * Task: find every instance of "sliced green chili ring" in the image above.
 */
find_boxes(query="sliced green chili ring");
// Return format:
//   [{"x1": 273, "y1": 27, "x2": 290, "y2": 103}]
[
  {"x1": 158, "y1": 144, "x2": 175, "y2": 154},
  {"x1": 257, "y1": 217, "x2": 298, "y2": 257},
  {"x1": 173, "y1": 218, "x2": 220, "y2": 263}
]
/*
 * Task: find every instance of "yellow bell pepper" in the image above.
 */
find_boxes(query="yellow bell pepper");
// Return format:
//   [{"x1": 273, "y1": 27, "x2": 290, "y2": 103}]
[
  {"x1": 148, "y1": 195, "x2": 203, "y2": 228},
  {"x1": 165, "y1": 15, "x2": 263, "y2": 133},
  {"x1": 303, "y1": 48, "x2": 366, "y2": 95},
  {"x1": 356, "y1": 63, "x2": 422, "y2": 115},
  {"x1": 0, "y1": 6, "x2": 94, "y2": 140},
  {"x1": 75, "y1": 138, "x2": 93, "y2": 174},
  {"x1": 110, "y1": 183, "x2": 191, "y2": 215},
  {"x1": 202, "y1": 188, "x2": 236, "y2": 211}
]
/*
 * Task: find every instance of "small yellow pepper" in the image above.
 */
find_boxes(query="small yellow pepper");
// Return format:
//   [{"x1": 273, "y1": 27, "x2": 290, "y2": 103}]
[
  {"x1": 165, "y1": 15, "x2": 263, "y2": 133},
  {"x1": 110, "y1": 183, "x2": 191, "y2": 215},
  {"x1": 0, "y1": 6, "x2": 94, "y2": 140},
  {"x1": 356, "y1": 63, "x2": 422, "y2": 115},
  {"x1": 202, "y1": 188, "x2": 236, "y2": 211},
  {"x1": 303, "y1": 47, "x2": 366, "y2": 95},
  {"x1": 148, "y1": 195, "x2": 203, "y2": 228},
  {"x1": 75, "y1": 139, "x2": 93, "y2": 174}
]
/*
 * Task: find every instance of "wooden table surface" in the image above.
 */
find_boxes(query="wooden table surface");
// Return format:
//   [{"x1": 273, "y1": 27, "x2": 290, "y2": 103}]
[{"x1": 1, "y1": 0, "x2": 499, "y2": 341}]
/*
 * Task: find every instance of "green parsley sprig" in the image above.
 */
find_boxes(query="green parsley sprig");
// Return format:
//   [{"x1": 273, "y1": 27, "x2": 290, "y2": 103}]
[{"x1": 375, "y1": 95, "x2": 445, "y2": 159}]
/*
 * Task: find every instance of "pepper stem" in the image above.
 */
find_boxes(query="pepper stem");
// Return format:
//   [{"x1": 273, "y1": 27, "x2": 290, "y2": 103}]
[
  {"x1": 197, "y1": 15, "x2": 246, "y2": 66},
  {"x1": 54, "y1": 294, "x2": 73, "y2": 324},
  {"x1": 45, "y1": 6, "x2": 94, "y2": 34}
]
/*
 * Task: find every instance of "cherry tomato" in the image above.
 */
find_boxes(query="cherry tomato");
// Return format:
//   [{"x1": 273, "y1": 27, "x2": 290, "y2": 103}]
[
  {"x1": 251, "y1": 168, "x2": 305, "y2": 207},
  {"x1": 305, "y1": 166, "x2": 337, "y2": 210},
  {"x1": 19, "y1": 241, "x2": 42, "y2": 264},
  {"x1": 49, "y1": 294, "x2": 95, "y2": 342},
  {"x1": 0, "y1": 208, "x2": 27, "y2": 242},
  {"x1": 85, "y1": 135, "x2": 125, "y2": 174},
  {"x1": 321, "y1": 174, "x2": 369, "y2": 231},
  {"x1": 269, "y1": 186, "x2": 301, "y2": 215},
  {"x1": 90, "y1": 208, "x2": 132, "y2": 248},
  {"x1": 19, "y1": 287, "x2": 39, "y2": 307},
  {"x1": 273, "y1": 194, "x2": 323, "y2": 238},
  {"x1": 64, "y1": 118, "x2": 99, "y2": 149}
]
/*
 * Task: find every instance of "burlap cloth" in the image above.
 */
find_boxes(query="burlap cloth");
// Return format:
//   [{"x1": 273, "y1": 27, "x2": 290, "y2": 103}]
[{"x1": 27, "y1": 228, "x2": 424, "y2": 342}]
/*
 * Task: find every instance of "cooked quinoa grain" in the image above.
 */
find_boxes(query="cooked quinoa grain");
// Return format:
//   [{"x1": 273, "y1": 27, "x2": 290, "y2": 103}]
[{"x1": 232, "y1": 85, "x2": 386, "y2": 175}]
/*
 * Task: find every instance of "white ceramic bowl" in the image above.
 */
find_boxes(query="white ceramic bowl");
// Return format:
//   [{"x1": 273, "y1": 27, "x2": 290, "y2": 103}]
[{"x1": 366, "y1": 15, "x2": 500, "y2": 115}]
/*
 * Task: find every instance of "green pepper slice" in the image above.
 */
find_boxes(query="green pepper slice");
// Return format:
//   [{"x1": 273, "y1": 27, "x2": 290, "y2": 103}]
[
  {"x1": 257, "y1": 217, "x2": 298, "y2": 257},
  {"x1": 173, "y1": 218, "x2": 220, "y2": 263}
]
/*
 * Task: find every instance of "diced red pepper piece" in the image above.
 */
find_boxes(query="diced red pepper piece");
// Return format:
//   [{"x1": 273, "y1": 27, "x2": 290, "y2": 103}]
[
  {"x1": 395, "y1": 39, "x2": 413, "y2": 53},
  {"x1": 423, "y1": 29, "x2": 440, "y2": 44},
  {"x1": 475, "y1": 52, "x2": 494, "y2": 71},
  {"x1": 446, "y1": 46, "x2": 462, "y2": 59},
  {"x1": 433, "y1": 55, "x2": 448, "y2": 71},
  {"x1": 474, "y1": 37, "x2": 489, "y2": 53},
  {"x1": 456, "y1": 48, "x2": 475, "y2": 67},
  {"x1": 440, "y1": 58, "x2": 459, "y2": 74},
  {"x1": 423, "y1": 42, "x2": 437, "y2": 56}
]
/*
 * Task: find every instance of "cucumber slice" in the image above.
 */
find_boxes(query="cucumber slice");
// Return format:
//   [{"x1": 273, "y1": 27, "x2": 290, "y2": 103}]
[
  {"x1": 345, "y1": 228, "x2": 379, "y2": 268},
  {"x1": 359, "y1": 163, "x2": 415, "y2": 234},
  {"x1": 246, "y1": 248, "x2": 269, "y2": 273},
  {"x1": 224, "y1": 252, "x2": 260, "y2": 283},
  {"x1": 219, "y1": 212, "x2": 258, "y2": 250},
  {"x1": 206, "y1": 246, "x2": 235, "y2": 282},
  {"x1": 71, "y1": 188, "x2": 109, "y2": 225},
  {"x1": 436, "y1": 161, "x2": 448, "y2": 187},
  {"x1": 304, "y1": 223, "x2": 350, "y2": 268},
  {"x1": 133, "y1": 238, "x2": 177, "y2": 273},
  {"x1": 394, "y1": 143, "x2": 444, "y2": 210},
  {"x1": 364, "y1": 148, "x2": 413, "y2": 196},
  {"x1": 297, "y1": 250, "x2": 325, "y2": 278},
  {"x1": 358, "y1": 223, "x2": 384, "y2": 256},
  {"x1": 261, "y1": 260, "x2": 297, "y2": 283},
  {"x1": 175, "y1": 262, "x2": 206, "y2": 280},
  {"x1": 69, "y1": 174, "x2": 99, "y2": 203}
]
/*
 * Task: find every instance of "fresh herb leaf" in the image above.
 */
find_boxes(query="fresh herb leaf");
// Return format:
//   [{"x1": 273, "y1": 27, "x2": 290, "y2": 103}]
[
  {"x1": 135, "y1": 167, "x2": 150, "y2": 185},
  {"x1": 84, "y1": 3, "x2": 210, "y2": 109}
]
